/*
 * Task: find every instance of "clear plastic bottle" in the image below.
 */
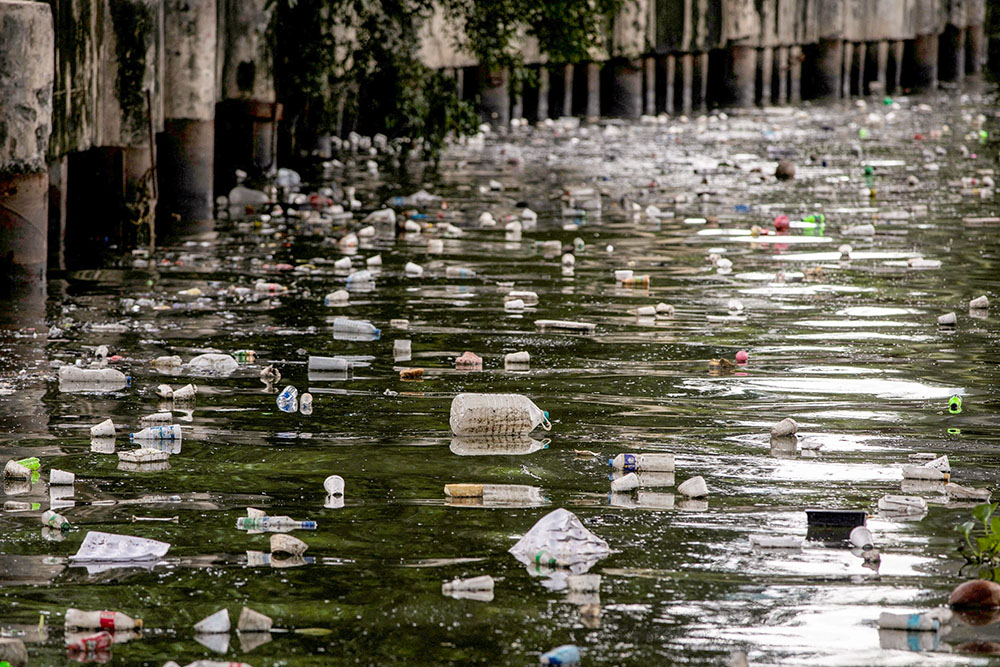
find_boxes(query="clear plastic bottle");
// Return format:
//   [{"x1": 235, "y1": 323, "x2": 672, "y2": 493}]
[
  {"x1": 276, "y1": 386, "x2": 298, "y2": 413},
  {"x1": 42, "y1": 509, "x2": 70, "y2": 529},
  {"x1": 540, "y1": 644, "x2": 580, "y2": 665},
  {"x1": 64, "y1": 608, "x2": 143, "y2": 630},
  {"x1": 299, "y1": 393, "x2": 313, "y2": 415},
  {"x1": 610, "y1": 453, "x2": 675, "y2": 473},
  {"x1": 333, "y1": 317, "x2": 380, "y2": 337},
  {"x1": 129, "y1": 424, "x2": 182, "y2": 441},
  {"x1": 449, "y1": 394, "x2": 550, "y2": 436},
  {"x1": 308, "y1": 355, "x2": 352, "y2": 371},
  {"x1": 235, "y1": 516, "x2": 316, "y2": 531}
]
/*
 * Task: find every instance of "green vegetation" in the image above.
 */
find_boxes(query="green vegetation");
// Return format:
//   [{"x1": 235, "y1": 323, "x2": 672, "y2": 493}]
[
  {"x1": 268, "y1": 0, "x2": 622, "y2": 165},
  {"x1": 957, "y1": 502, "x2": 1000, "y2": 580}
]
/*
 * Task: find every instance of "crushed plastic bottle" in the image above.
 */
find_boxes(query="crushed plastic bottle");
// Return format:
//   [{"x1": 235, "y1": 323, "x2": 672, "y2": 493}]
[
  {"x1": 539, "y1": 644, "x2": 580, "y2": 665},
  {"x1": 277, "y1": 386, "x2": 299, "y2": 413},
  {"x1": 299, "y1": 393, "x2": 313, "y2": 415},
  {"x1": 236, "y1": 516, "x2": 317, "y2": 531},
  {"x1": 129, "y1": 425, "x2": 182, "y2": 441},
  {"x1": 333, "y1": 317, "x2": 380, "y2": 338},
  {"x1": 449, "y1": 394, "x2": 551, "y2": 436},
  {"x1": 610, "y1": 453, "x2": 675, "y2": 472},
  {"x1": 65, "y1": 609, "x2": 143, "y2": 630}
]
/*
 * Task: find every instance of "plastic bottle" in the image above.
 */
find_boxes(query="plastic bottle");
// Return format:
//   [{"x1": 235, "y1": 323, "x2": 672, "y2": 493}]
[
  {"x1": 540, "y1": 644, "x2": 580, "y2": 665},
  {"x1": 42, "y1": 509, "x2": 70, "y2": 529},
  {"x1": 64, "y1": 609, "x2": 142, "y2": 630},
  {"x1": 299, "y1": 393, "x2": 313, "y2": 415},
  {"x1": 449, "y1": 394, "x2": 551, "y2": 436},
  {"x1": 129, "y1": 425, "x2": 182, "y2": 441},
  {"x1": 308, "y1": 356, "x2": 352, "y2": 371},
  {"x1": 58, "y1": 367, "x2": 127, "y2": 384},
  {"x1": 446, "y1": 266, "x2": 476, "y2": 278},
  {"x1": 610, "y1": 453, "x2": 675, "y2": 473},
  {"x1": 276, "y1": 386, "x2": 298, "y2": 413},
  {"x1": 333, "y1": 317, "x2": 380, "y2": 337},
  {"x1": 236, "y1": 516, "x2": 316, "y2": 531}
]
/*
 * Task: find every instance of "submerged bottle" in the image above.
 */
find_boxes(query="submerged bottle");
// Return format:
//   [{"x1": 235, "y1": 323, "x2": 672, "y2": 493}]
[
  {"x1": 449, "y1": 394, "x2": 550, "y2": 436},
  {"x1": 540, "y1": 644, "x2": 580, "y2": 665},
  {"x1": 610, "y1": 453, "x2": 675, "y2": 473},
  {"x1": 333, "y1": 317, "x2": 380, "y2": 337},
  {"x1": 129, "y1": 424, "x2": 182, "y2": 441},
  {"x1": 64, "y1": 609, "x2": 142, "y2": 630},
  {"x1": 236, "y1": 516, "x2": 317, "y2": 531}
]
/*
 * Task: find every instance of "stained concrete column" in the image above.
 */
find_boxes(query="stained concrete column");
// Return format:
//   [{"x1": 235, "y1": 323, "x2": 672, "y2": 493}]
[
  {"x1": 776, "y1": 46, "x2": 789, "y2": 104},
  {"x1": 665, "y1": 54, "x2": 676, "y2": 114},
  {"x1": 218, "y1": 0, "x2": 279, "y2": 189},
  {"x1": 913, "y1": 34, "x2": 939, "y2": 90},
  {"x1": 815, "y1": 38, "x2": 842, "y2": 100},
  {"x1": 586, "y1": 62, "x2": 601, "y2": 118},
  {"x1": 841, "y1": 42, "x2": 854, "y2": 97},
  {"x1": 761, "y1": 46, "x2": 774, "y2": 105},
  {"x1": 643, "y1": 57, "x2": 656, "y2": 115},
  {"x1": 479, "y1": 67, "x2": 509, "y2": 125},
  {"x1": 730, "y1": 45, "x2": 756, "y2": 107},
  {"x1": 562, "y1": 64, "x2": 574, "y2": 116},
  {"x1": 607, "y1": 59, "x2": 641, "y2": 118},
  {"x1": 681, "y1": 54, "x2": 694, "y2": 114},
  {"x1": 160, "y1": 0, "x2": 218, "y2": 237},
  {"x1": 698, "y1": 53, "x2": 709, "y2": 110},
  {"x1": 855, "y1": 42, "x2": 866, "y2": 95},
  {"x1": 789, "y1": 45, "x2": 802, "y2": 103},
  {"x1": 892, "y1": 40, "x2": 904, "y2": 92},
  {"x1": 511, "y1": 91, "x2": 524, "y2": 121},
  {"x1": 939, "y1": 25, "x2": 965, "y2": 82},
  {"x1": 875, "y1": 40, "x2": 889, "y2": 93},
  {"x1": 966, "y1": 24, "x2": 983, "y2": 74},
  {"x1": 537, "y1": 66, "x2": 549, "y2": 121},
  {"x1": 0, "y1": 1, "x2": 54, "y2": 292}
]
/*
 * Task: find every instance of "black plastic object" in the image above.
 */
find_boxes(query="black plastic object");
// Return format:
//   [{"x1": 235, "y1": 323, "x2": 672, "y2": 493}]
[{"x1": 805, "y1": 510, "x2": 867, "y2": 527}]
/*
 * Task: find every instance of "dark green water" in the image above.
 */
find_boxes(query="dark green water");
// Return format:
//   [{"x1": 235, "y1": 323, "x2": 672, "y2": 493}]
[{"x1": 2, "y1": 88, "x2": 1000, "y2": 666}]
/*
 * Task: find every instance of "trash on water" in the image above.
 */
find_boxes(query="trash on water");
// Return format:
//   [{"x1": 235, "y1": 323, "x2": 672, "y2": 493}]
[
  {"x1": 937, "y1": 312, "x2": 957, "y2": 326},
  {"x1": 277, "y1": 386, "x2": 299, "y2": 413},
  {"x1": 333, "y1": 317, "x2": 380, "y2": 338},
  {"x1": 324, "y1": 289, "x2": 350, "y2": 305},
  {"x1": 65, "y1": 608, "x2": 143, "y2": 630},
  {"x1": 450, "y1": 435, "x2": 549, "y2": 456},
  {"x1": 945, "y1": 483, "x2": 991, "y2": 501},
  {"x1": 118, "y1": 448, "x2": 171, "y2": 464},
  {"x1": 445, "y1": 484, "x2": 547, "y2": 507},
  {"x1": 188, "y1": 353, "x2": 239, "y2": 375},
  {"x1": 948, "y1": 579, "x2": 1000, "y2": 608},
  {"x1": 504, "y1": 351, "x2": 530, "y2": 368},
  {"x1": 237, "y1": 515, "x2": 316, "y2": 532},
  {"x1": 677, "y1": 476, "x2": 708, "y2": 498},
  {"x1": 173, "y1": 383, "x2": 197, "y2": 400},
  {"x1": 539, "y1": 644, "x2": 580, "y2": 665},
  {"x1": 749, "y1": 535, "x2": 803, "y2": 549},
  {"x1": 877, "y1": 495, "x2": 928, "y2": 516},
  {"x1": 50, "y1": 469, "x2": 74, "y2": 485},
  {"x1": 90, "y1": 419, "x2": 116, "y2": 438},
  {"x1": 42, "y1": 509, "x2": 70, "y2": 529},
  {"x1": 509, "y1": 508, "x2": 610, "y2": 570},
  {"x1": 969, "y1": 295, "x2": 989, "y2": 310},
  {"x1": 156, "y1": 384, "x2": 174, "y2": 398},
  {"x1": 237, "y1": 606, "x2": 273, "y2": 632},
  {"x1": 611, "y1": 453, "x2": 675, "y2": 472},
  {"x1": 611, "y1": 470, "x2": 675, "y2": 487},
  {"x1": 0, "y1": 638, "x2": 27, "y2": 666},
  {"x1": 849, "y1": 526, "x2": 875, "y2": 550},
  {"x1": 877, "y1": 608, "x2": 952, "y2": 632},
  {"x1": 455, "y1": 351, "x2": 483, "y2": 369},
  {"x1": 450, "y1": 394, "x2": 550, "y2": 436},
  {"x1": 194, "y1": 609, "x2": 231, "y2": 634},
  {"x1": 140, "y1": 411, "x2": 173, "y2": 425},
  {"x1": 270, "y1": 533, "x2": 308, "y2": 556},
  {"x1": 400, "y1": 368, "x2": 423, "y2": 380},
  {"x1": 3, "y1": 460, "x2": 31, "y2": 479},
  {"x1": 534, "y1": 320, "x2": 595, "y2": 334},
  {"x1": 442, "y1": 575, "x2": 494, "y2": 593},
  {"x1": 610, "y1": 472, "x2": 640, "y2": 492},
  {"x1": 805, "y1": 510, "x2": 867, "y2": 527},
  {"x1": 900, "y1": 465, "x2": 949, "y2": 481},
  {"x1": 324, "y1": 475, "x2": 344, "y2": 496},
  {"x1": 770, "y1": 418, "x2": 798, "y2": 437},
  {"x1": 70, "y1": 531, "x2": 170, "y2": 562},
  {"x1": 130, "y1": 424, "x2": 182, "y2": 441},
  {"x1": 948, "y1": 395, "x2": 962, "y2": 413},
  {"x1": 299, "y1": 393, "x2": 313, "y2": 415},
  {"x1": 308, "y1": 356, "x2": 352, "y2": 371},
  {"x1": 505, "y1": 299, "x2": 526, "y2": 311}
]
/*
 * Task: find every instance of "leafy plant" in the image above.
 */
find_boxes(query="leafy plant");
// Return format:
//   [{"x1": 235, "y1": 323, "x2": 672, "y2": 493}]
[{"x1": 957, "y1": 502, "x2": 1000, "y2": 571}]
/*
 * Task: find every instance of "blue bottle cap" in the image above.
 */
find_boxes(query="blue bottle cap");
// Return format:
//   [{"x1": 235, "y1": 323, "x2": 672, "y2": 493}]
[
  {"x1": 608, "y1": 458, "x2": 614, "y2": 467},
  {"x1": 543, "y1": 410, "x2": 549, "y2": 419}
]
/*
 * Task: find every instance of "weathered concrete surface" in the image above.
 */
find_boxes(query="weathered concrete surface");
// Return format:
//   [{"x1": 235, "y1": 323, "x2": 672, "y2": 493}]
[
  {"x1": 219, "y1": 0, "x2": 274, "y2": 102},
  {"x1": 0, "y1": 1, "x2": 55, "y2": 176},
  {"x1": 164, "y1": 0, "x2": 217, "y2": 122},
  {"x1": 0, "y1": 1, "x2": 54, "y2": 289}
]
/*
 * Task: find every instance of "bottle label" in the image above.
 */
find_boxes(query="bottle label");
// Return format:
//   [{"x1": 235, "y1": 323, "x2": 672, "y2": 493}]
[
  {"x1": 99, "y1": 611, "x2": 116, "y2": 629},
  {"x1": 623, "y1": 454, "x2": 637, "y2": 472}
]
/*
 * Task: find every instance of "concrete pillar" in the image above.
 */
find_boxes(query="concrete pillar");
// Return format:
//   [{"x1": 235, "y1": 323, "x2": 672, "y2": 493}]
[
  {"x1": 842, "y1": 42, "x2": 854, "y2": 98},
  {"x1": 892, "y1": 40, "x2": 904, "y2": 92},
  {"x1": 0, "y1": 1, "x2": 54, "y2": 291},
  {"x1": 761, "y1": 46, "x2": 774, "y2": 105},
  {"x1": 815, "y1": 38, "x2": 842, "y2": 100},
  {"x1": 562, "y1": 64, "x2": 574, "y2": 116},
  {"x1": 47, "y1": 157, "x2": 67, "y2": 271},
  {"x1": 855, "y1": 42, "x2": 867, "y2": 95},
  {"x1": 913, "y1": 34, "x2": 939, "y2": 90},
  {"x1": 586, "y1": 62, "x2": 601, "y2": 118},
  {"x1": 789, "y1": 46, "x2": 802, "y2": 103},
  {"x1": 217, "y1": 0, "x2": 279, "y2": 189},
  {"x1": 681, "y1": 54, "x2": 694, "y2": 114},
  {"x1": 665, "y1": 54, "x2": 676, "y2": 114},
  {"x1": 730, "y1": 45, "x2": 756, "y2": 107},
  {"x1": 698, "y1": 53, "x2": 709, "y2": 110},
  {"x1": 643, "y1": 57, "x2": 656, "y2": 115},
  {"x1": 939, "y1": 25, "x2": 965, "y2": 82},
  {"x1": 875, "y1": 40, "x2": 889, "y2": 93},
  {"x1": 478, "y1": 67, "x2": 509, "y2": 125},
  {"x1": 537, "y1": 66, "x2": 549, "y2": 120},
  {"x1": 776, "y1": 46, "x2": 789, "y2": 104},
  {"x1": 966, "y1": 24, "x2": 984, "y2": 74},
  {"x1": 160, "y1": 0, "x2": 218, "y2": 237},
  {"x1": 606, "y1": 60, "x2": 641, "y2": 118},
  {"x1": 511, "y1": 92, "x2": 523, "y2": 121}
]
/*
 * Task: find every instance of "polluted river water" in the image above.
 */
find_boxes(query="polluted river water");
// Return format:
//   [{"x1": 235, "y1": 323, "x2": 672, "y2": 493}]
[{"x1": 1, "y1": 89, "x2": 1000, "y2": 666}]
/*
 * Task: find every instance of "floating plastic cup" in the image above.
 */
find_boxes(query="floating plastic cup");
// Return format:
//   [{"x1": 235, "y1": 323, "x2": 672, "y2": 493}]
[
  {"x1": 237, "y1": 606, "x2": 272, "y2": 633},
  {"x1": 677, "y1": 476, "x2": 708, "y2": 498},
  {"x1": 849, "y1": 526, "x2": 875, "y2": 550},
  {"x1": 194, "y1": 609, "x2": 231, "y2": 634},
  {"x1": 323, "y1": 475, "x2": 344, "y2": 496}
]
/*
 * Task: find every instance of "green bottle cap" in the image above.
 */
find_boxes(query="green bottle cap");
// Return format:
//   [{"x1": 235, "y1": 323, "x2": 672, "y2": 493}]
[
  {"x1": 883, "y1": 97, "x2": 892, "y2": 105},
  {"x1": 948, "y1": 396, "x2": 962, "y2": 414}
]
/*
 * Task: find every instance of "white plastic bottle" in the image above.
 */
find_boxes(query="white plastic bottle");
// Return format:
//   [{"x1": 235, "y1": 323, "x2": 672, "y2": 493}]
[
  {"x1": 610, "y1": 453, "x2": 675, "y2": 473},
  {"x1": 449, "y1": 394, "x2": 550, "y2": 436},
  {"x1": 308, "y1": 356, "x2": 352, "y2": 371},
  {"x1": 333, "y1": 317, "x2": 380, "y2": 336},
  {"x1": 65, "y1": 609, "x2": 142, "y2": 630},
  {"x1": 129, "y1": 424, "x2": 182, "y2": 441}
]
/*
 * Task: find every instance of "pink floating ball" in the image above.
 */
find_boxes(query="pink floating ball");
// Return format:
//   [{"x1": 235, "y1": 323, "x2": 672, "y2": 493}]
[{"x1": 735, "y1": 350, "x2": 748, "y2": 364}]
